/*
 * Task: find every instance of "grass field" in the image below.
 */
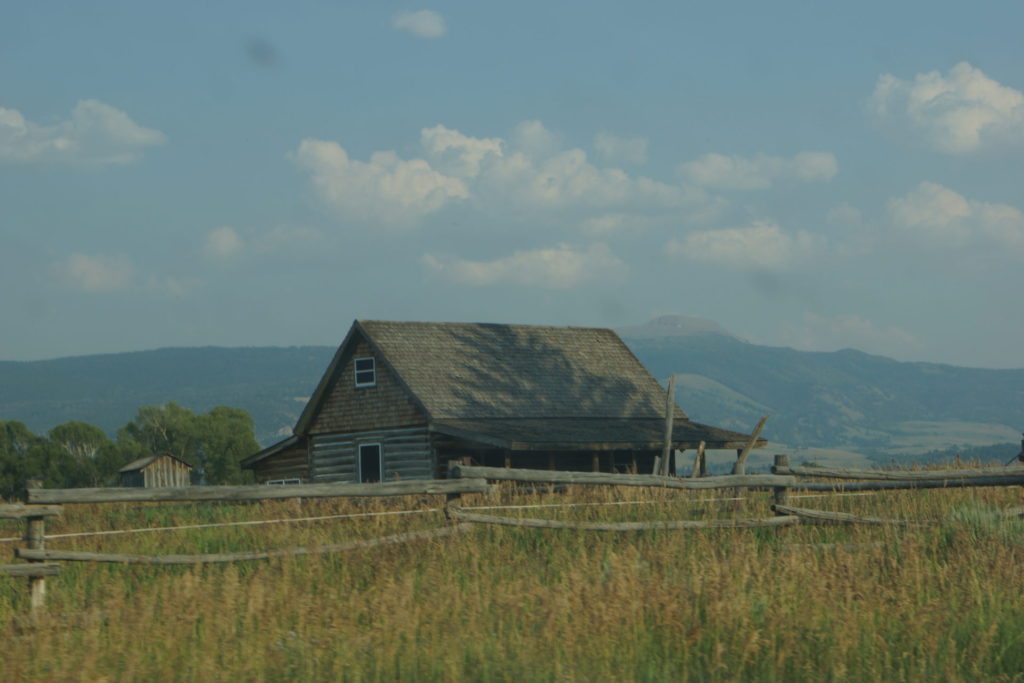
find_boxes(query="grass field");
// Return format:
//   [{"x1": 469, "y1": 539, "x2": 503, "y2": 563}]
[{"x1": 2, "y1": 484, "x2": 1024, "y2": 681}]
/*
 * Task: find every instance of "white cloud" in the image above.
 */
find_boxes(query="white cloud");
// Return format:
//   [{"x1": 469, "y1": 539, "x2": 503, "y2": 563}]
[
  {"x1": 593, "y1": 132, "x2": 648, "y2": 165},
  {"x1": 53, "y1": 253, "x2": 135, "y2": 292},
  {"x1": 473, "y1": 121, "x2": 698, "y2": 210},
  {"x1": 678, "y1": 151, "x2": 837, "y2": 190},
  {"x1": 868, "y1": 62, "x2": 1024, "y2": 154},
  {"x1": 203, "y1": 226, "x2": 244, "y2": 259},
  {"x1": 422, "y1": 243, "x2": 626, "y2": 289},
  {"x1": 392, "y1": 10, "x2": 446, "y2": 39},
  {"x1": 888, "y1": 182, "x2": 1024, "y2": 253},
  {"x1": 782, "y1": 313, "x2": 920, "y2": 358},
  {"x1": 0, "y1": 100, "x2": 166, "y2": 165},
  {"x1": 420, "y1": 124, "x2": 502, "y2": 178},
  {"x1": 296, "y1": 121, "x2": 714, "y2": 228},
  {"x1": 293, "y1": 138, "x2": 469, "y2": 227},
  {"x1": 510, "y1": 120, "x2": 561, "y2": 162},
  {"x1": 666, "y1": 220, "x2": 820, "y2": 271}
]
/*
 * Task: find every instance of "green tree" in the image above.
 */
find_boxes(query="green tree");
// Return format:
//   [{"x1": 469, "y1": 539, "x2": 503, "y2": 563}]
[
  {"x1": 0, "y1": 421, "x2": 72, "y2": 498},
  {"x1": 117, "y1": 403, "x2": 258, "y2": 485},
  {"x1": 117, "y1": 403, "x2": 199, "y2": 464},
  {"x1": 194, "y1": 406, "x2": 259, "y2": 485},
  {"x1": 0, "y1": 421, "x2": 36, "y2": 499},
  {"x1": 48, "y1": 421, "x2": 121, "y2": 486}
]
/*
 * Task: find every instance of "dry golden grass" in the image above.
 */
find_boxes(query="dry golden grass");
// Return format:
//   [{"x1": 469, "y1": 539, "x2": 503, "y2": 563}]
[{"x1": 2, "y1": 484, "x2": 1024, "y2": 681}]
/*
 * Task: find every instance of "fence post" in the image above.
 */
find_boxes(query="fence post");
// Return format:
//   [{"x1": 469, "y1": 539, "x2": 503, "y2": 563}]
[
  {"x1": 24, "y1": 480, "x2": 47, "y2": 612},
  {"x1": 772, "y1": 455, "x2": 790, "y2": 513},
  {"x1": 660, "y1": 374, "x2": 676, "y2": 476}
]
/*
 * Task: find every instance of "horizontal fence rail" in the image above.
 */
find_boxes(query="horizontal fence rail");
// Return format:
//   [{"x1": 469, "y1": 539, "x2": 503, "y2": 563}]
[
  {"x1": 774, "y1": 464, "x2": 1024, "y2": 482},
  {"x1": 0, "y1": 504, "x2": 63, "y2": 520},
  {"x1": 27, "y1": 478, "x2": 490, "y2": 505},
  {"x1": 446, "y1": 506, "x2": 800, "y2": 531},
  {"x1": 16, "y1": 524, "x2": 470, "y2": 566},
  {"x1": 0, "y1": 563, "x2": 61, "y2": 578},
  {"x1": 449, "y1": 464, "x2": 795, "y2": 491},
  {"x1": 788, "y1": 477, "x2": 1024, "y2": 492},
  {"x1": 771, "y1": 504, "x2": 932, "y2": 526}
]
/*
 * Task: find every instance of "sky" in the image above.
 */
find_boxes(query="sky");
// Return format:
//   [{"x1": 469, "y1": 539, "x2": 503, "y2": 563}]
[{"x1": 1, "y1": 1, "x2": 1022, "y2": 368}]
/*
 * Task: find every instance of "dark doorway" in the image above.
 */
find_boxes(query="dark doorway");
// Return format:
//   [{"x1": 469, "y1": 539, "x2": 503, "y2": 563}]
[{"x1": 359, "y1": 443, "x2": 382, "y2": 483}]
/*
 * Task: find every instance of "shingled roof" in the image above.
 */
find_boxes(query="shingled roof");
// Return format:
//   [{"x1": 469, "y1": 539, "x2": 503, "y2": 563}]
[
  {"x1": 359, "y1": 320, "x2": 688, "y2": 420},
  {"x1": 288, "y1": 320, "x2": 765, "y2": 450}
]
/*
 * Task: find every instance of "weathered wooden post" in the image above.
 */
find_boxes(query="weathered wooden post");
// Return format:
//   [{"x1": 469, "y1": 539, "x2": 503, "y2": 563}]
[
  {"x1": 732, "y1": 415, "x2": 769, "y2": 475},
  {"x1": 691, "y1": 441, "x2": 706, "y2": 478},
  {"x1": 772, "y1": 455, "x2": 790, "y2": 513},
  {"x1": 660, "y1": 374, "x2": 677, "y2": 476},
  {"x1": 444, "y1": 460, "x2": 463, "y2": 518},
  {"x1": 24, "y1": 480, "x2": 46, "y2": 612}
]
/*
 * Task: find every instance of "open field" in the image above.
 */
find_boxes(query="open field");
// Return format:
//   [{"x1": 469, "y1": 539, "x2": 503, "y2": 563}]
[{"x1": 3, "y1": 484, "x2": 1024, "y2": 681}]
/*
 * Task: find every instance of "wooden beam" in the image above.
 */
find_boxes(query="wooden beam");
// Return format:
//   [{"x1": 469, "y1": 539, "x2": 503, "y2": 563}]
[
  {"x1": 772, "y1": 504, "x2": 931, "y2": 526},
  {"x1": 660, "y1": 374, "x2": 676, "y2": 476},
  {"x1": 17, "y1": 524, "x2": 472, "y2": 566},
  {"x1": 0, "y1": 504, "x2": 62, "y2": 519},
  {"x1": 0, "y1": 563, "x2": 60, "y2": 578},
  {"x1": 446, "y1": 506, "x2": 799, "y2": 530},
  {"x1": 790, "y1": 476, "x2": 1024, "y2": 492},
  {"x1": 26, "y1": 478, "x2": 491, "y2": 504},
  {"x1": 774, "y1": 464, "x2": 1024, "y2": 482},
  {"x1": 772, "y1": 455, "x2": 790, "y2": 511},
  {"x1": 690, "y1": 441, "x2": 706, "y2": 479},
  {"x1": 449, "y1": 464, "x2": 794, "y2": 491},
  {"x1": 732, "y1": 415, "x2": 769, "y2": 475}
]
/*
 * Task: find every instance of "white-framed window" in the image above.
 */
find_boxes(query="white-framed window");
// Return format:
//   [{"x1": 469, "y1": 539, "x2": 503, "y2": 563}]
[
  {"x1": 358, "y1": 443, "x2": 383, "y2": 483},
  {"x1": 266, "y1": 478, "x2": 301, "y2": 485},
  {"x1": 354, "y1": 357, "x2": 376, "y2": 387}
]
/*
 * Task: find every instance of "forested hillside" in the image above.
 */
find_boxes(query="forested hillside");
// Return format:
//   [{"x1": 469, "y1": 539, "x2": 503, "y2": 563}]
[
  {"x1": 631, "y1": 332, "x2": 1024, "y2": 454},
  {"x1": 1, "y1": 325, "x2": 1020, "y2": 460},
  {"x1": 0, "y1": 347, "x2": 334, "y2": 446}
]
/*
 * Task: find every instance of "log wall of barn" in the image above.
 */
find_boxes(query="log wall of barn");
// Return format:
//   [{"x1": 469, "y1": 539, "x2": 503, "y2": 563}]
[
  {"x1": 311, "y1": 427, "x2": 433, "y2": 482},
  {"x1": 310, "y1": 338, "x2": 426, "y2": 434},
  {"x1": 252, "y1": 442, "x2": 310, "y2": 484}
]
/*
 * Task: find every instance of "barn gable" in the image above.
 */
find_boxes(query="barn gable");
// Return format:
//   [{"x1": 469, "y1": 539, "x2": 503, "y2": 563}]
[{"x1": 305, "y1": 333, "x2": 427, "y2": 435}]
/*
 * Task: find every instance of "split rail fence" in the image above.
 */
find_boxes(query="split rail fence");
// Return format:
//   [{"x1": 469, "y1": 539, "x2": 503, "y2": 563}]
[{"x1": 4, "y1": 456, "x2": 1024, "y2": 613}]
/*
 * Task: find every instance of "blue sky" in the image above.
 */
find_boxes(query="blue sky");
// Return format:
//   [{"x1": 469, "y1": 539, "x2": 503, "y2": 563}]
[{"x1": 2, "y1": 1, "x2": 1022, "y2": 367}]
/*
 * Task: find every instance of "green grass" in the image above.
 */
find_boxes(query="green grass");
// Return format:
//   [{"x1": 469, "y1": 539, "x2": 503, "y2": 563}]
[{"x1": 2, "y1": 485, "x2": 1024, "y2": 681}]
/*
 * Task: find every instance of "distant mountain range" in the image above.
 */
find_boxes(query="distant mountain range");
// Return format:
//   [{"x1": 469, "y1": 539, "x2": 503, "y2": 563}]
[
  {"x1": 627, "y1": 317, "x2": 1022, "y2": 462},
  {"x1": 0, "y1": 346, "x2": 334, "y2": 446},
  {"x1": 1, "y1": 316, "x2": 1021, "y2": 466}
]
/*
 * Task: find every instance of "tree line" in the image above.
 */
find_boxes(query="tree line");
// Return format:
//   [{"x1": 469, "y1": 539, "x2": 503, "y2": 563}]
[{"x1": 0, "y1": 402, "x2": 259, "y2": 499}]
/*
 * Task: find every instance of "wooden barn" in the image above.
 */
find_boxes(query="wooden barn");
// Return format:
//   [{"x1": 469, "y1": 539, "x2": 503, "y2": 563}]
[
  {"x1": 119, "y1": 453, "x2": 193, "y2": 488},
  {"x1": 242, "y1": 320, "x2": 765, "y2": 484}
]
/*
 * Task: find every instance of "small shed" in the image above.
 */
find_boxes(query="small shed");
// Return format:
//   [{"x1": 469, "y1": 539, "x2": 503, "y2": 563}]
[{"x1": 119, "y1": 453, "x2": 193, "y2": 488}]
